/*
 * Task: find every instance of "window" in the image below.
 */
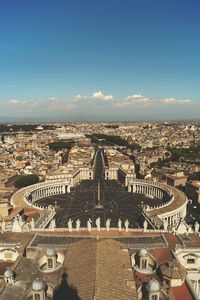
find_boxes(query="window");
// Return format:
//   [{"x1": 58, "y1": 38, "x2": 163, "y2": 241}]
[
  {"x1": 48, "y1": 258, "x2": 53, "y2": 269},
  {"x1": 141, "y1": 259, "x2": 147, "y2": 269},
  {"x1": 34, "y1": 294, "x2": 40, "y2": 300},
  {"x1": 187, "y1": 258, "x2": 195, "y2": 264},
  {"x1": 152, "y1": 295, "x2": 158, "y2": 300}
]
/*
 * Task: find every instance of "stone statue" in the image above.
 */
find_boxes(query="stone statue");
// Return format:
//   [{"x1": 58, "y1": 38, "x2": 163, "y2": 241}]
[
  {"x1": 87, "y1": 218, "x2": 92, "y2": 231},
  {"x1": 1, "y1": 220, "x2": 6, "y2": 232},
  {"x1": 143, "y1": 220, "x2": 148, "y2": 231},
  {"x1": 67, "y1": 219, "x2": 73, "y2": 232},
  {"x1": 163, "y1": 219, "x2": 168, "y2": 231},
  {"x1": 76, "y1": 219, "x2": 81, "y2": 231},
  {"x1": 51, "y1": 219, "x2": 56, "y2": 229},
  {"x1": 125, "y1": 219, "x2": 129, "y2": 232},
  {"x1": 106, "y1": 219, "x2": 111, "y2": 231},
  {"x1": 118, "y1": 218, "x2": 122, "y2": 231},
  {"x1": 95, "y1": 217, "x2": 101, "y2": 231},
  {"x1": 188, "y1": 225, "x2": 193, "y2": 234},
  {"x1": 195, "y1": 221, "x2": 200, "y2": 234},
  {"x1": 18, "y1": 215, "x2": 23, "y2": 227},
  {"x1": 30, "y1": 218, "x2": 35, "y2": 230},
  {"x1": 12, "y1": 217, "x2": 22, "y2": 232}
]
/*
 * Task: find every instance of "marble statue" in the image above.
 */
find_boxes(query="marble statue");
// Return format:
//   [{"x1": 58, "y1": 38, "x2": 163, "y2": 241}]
[
  {"x1": 1, "y1": 220, "x2": 6, "y2": 232},
  {"x1": 12, "y1": 217, "x2": 22, "y2": 232},
  {"x1": 67, "y1": 219, "x2": 73, "y2": 232},
  {"x1": 143, "y1": 220, "x2": 148, "y2": 231},
  {"x1": 125, "y1": 219, "x2": 129, "y2": 232},
  {"x1": 87, "y1": 218, "x2": 92, "y2": 231},
  {"x1": 30, "y1": 218, "x2": 35, "y2": 230},
  {"x1": 95, "y1": 217, "x2": 101, "y2": 231},
  {"x1": 18, "y1": 215, "x2": 23, "y2": 227},
  {"x1": 76, "y1": 219, "x2": 81, "y2": 231},
  {"x1": 118, "y1": 218, "x2": 122, "y2": 231},
  {"x1": 163, "y1": 219, "x2": 168, "y2": 231},
  {"x1": 106, "y1": 219, "x2": 111, "y2": 231},
  {"x1": 195, "y1": 221, "x2": 200, "y2": 234},
  {"x1": 51, "y1": 219, "x2": 56, "y2": 229}
]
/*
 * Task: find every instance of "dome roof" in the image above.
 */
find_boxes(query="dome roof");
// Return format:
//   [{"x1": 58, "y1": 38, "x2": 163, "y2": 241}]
[
  {"x1": 139, "y1": 248, "x2": 148, "y2": 257},
  {"x1": 4, "y1": 269, "x2": 14, "y2": 278},
  {"x1": 32, "y1": 278, "x2": 46, "y2": 291},
  {"x1": 147, "y1": 279, "x2": 160, "y2": 292},
  {"x1": 46, "y1": 247, "x2": 56, "y2": 257}
]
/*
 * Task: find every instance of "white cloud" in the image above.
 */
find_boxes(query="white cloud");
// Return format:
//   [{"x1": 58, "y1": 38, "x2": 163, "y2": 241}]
[
  {"x1": 160, "y1": 98, "x2": 193, "y2": 105},
  {"x1": 126, "y1": 94, "x2": 144, "y2": 99},
  {"x1": 74, "y1": 91, "x2": 113, "y2": 101},
  {"x1": 103, "y1": 95, "x2": 113, "y2": 100},
  {"x1": 117, "y1": 94, "x2": 155, "y2": 107},
  {"x1": 0, "y1": 92, "x2": 196, "y2": 118},
  {"x1": 8, "y1": 99, "x2": 20, "y2": 104},
  {"x1": 74, "y1": 94, "x2": 83, "y2": 99},
  {"x1": 92, "y1": 91, "x2": 113, "y2": 100},
  {"x1": 47, "y1": 97, "x2": 59, "y2": 101}
]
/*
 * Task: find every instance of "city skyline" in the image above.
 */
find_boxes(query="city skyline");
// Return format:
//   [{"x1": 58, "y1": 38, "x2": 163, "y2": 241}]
[{"x1": 0, "y1": 0, "x2": 200, "y2": 120}]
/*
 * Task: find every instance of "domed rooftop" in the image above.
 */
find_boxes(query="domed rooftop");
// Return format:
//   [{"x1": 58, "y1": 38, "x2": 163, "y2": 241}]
[
  {"x1": 4, "y1": 269, "x2": 14, "y2": 278},
  {"x1": 32, "y1": 278, "x2": 46, "y2": 291},
  {"x1": 139, "y1": 248, "x2": 148, "y2": 257},
  {"x1": 147, "y1": 279, "x2": 160, "y2": 292},
  {"x1": 46, "y1": 247, "x2": 56, "y2": 257}
]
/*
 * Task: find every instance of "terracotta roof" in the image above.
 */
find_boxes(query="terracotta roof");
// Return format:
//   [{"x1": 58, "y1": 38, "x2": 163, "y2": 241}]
[
  {"x1": 64, "y1": 239, "x2": 137, "y2": 300},
  {"x1": 171, "y1": 283, "x2": 194, "y2": 300},
  {"x1": 160, "y1": 260, "x2": 187, "y2": 280}
]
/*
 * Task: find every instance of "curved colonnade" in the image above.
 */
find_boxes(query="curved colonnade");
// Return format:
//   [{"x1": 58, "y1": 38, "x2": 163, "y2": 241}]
[
  {"x1": 11, "y1": 178, "x2": 188, "y2": 229},
  {"x1": 128, "y1": 179, "x2": 187, "y2": 228},
  {"x1": 10, "y1": 180, "x2": 71, "y2": 210}
]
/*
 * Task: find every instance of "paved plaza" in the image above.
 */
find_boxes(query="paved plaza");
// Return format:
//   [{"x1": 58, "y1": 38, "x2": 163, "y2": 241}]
[{"x1": 36, "y1": 150, "x2": 169, "y2": 228}]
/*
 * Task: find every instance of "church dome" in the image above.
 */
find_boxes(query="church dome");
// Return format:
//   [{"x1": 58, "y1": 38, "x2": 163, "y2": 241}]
[
  {"x1": 32, "y1": 278, "x2": 46, "y2": 291},
  {"x1": 46, "y1": 247, "x2": 56, "y2": 257},
  {"x1": 4, "y1": 269, "x2": 14, "y2": 278},
  {"x1": 139, "y1": 248, "x2": 148, "y2": 257},
  {"x1": 147, "y1": 279, "x2": 160, "y2": 292}
]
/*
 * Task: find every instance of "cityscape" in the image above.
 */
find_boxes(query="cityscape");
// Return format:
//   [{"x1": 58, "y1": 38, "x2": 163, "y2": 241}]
[
  {"x1": 0, "y1": 0, "x2": 200, "y2": 300},
  {"x1": 0, "y1": 121, "x2": 200, "y2": 300}
]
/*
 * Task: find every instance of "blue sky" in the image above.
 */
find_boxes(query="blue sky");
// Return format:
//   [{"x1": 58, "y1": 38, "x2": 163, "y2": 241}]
[{"x1": 0, "y1": 0, "x2": 200, "y2": 121}]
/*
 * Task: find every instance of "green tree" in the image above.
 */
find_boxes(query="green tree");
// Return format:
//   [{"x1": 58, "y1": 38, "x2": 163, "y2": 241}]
[
  {"x1": 14, "y1": 174, "x2": 39, "y2": 188},
  {"x1": 48, "y1": 141, "x2": 74, "y2": 151}
]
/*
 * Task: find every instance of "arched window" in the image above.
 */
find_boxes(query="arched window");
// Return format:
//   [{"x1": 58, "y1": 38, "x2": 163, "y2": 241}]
[
  {"x1": 34, "y1": 294, "x2": 40, "y2": 300},
  {"x1": 142, "y1": 259, "x2": 147, "y2": 269},
  {"x1": 48, "y1": 258, "x2": 53, "y2": 269}
]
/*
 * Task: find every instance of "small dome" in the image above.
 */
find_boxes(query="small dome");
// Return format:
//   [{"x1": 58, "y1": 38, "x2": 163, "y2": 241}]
[
  {"x1": 139, "y1": 248, "x2": 148, "y2": 257},
  {"x1": 147, "y1": 279, "x2": 160, "y2": 292},
  {"x1": 32, "y1": 278, "x2": 46, "y2": 291},
  {"x1": 4, "y1": 269, "x2": 14, "y2": 278},
  {"x1": 46, "y1": 247, "x2": 56, "y2": 257}
]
